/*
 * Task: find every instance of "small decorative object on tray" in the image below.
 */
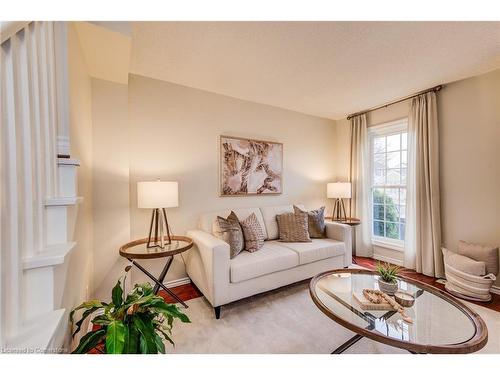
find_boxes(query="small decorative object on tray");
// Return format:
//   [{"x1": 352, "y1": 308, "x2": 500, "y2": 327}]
[
  {"x1": 376, "y1": 261, "x2": 401, "y2": 295},
  {"x1": 354, "y1": 288, "x2": 413, "y2": 324},
  {"x1": 394, "y1": 291, "x2": 415, "y2": 307}
]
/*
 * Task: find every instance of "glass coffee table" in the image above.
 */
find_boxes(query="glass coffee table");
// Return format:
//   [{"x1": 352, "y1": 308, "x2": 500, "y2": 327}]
[{"x1": 309, "y1": 269, "x2": 488, "y2": 354}]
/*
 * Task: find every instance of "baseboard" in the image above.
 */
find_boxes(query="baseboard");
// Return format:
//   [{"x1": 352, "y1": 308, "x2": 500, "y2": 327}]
[
  {"x1": 165, "y1": 277, "x2": 191, "y2": 289},
  {"x1": 491, "y1": 285, "x2": 500, "y2": 295},
  {"x1": 372, "y1": 253, "x2": 404, "y2": 266}
]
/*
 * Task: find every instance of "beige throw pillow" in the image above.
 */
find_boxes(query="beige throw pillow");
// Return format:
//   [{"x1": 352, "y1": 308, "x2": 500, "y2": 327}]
[
  {"x1": 240, "y1": 213, "x2": 265, "y2": 252},
  {"x1": 276, "y1": 212, "x2": 311, "y2": 242},
  {"x1": 458, "y1": 240, "x2": 499, "y2": 275},
  {"x1": 293, "y1": 205, "x2": 326, "y2": 238},
  {"x1": 442, "y1": 247, "x2": 486, "y2": 276},
  {"x1": 213, "y1": 211, "x2": 244, "y2": 259}
]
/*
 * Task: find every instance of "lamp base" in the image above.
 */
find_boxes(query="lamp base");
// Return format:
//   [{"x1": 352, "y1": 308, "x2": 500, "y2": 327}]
[
  {"x1": 147, "y1": 208, "x2": 172, "y2": 249},
  {"x1": 331, "y1": 198, "x2": 348, "y2": 222}
]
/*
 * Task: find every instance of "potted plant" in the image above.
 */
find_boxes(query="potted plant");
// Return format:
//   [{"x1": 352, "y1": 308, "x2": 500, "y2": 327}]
[
  {"x1": 376, "y1": 262, "x2": 401, "y2": 295},
  {"x1": 70, "y1": 278, "x2": 190, "y2": 354}
]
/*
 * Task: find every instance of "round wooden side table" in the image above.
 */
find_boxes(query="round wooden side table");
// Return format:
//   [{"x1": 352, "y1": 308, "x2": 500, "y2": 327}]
[{"x1": 119, "y1": 235, "x2": 193, "y2": 308}]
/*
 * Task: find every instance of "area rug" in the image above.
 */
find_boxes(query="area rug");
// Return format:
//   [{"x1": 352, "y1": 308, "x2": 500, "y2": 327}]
[{"x1": 169, "y1": 280, "x2": 500, "y2": 354}]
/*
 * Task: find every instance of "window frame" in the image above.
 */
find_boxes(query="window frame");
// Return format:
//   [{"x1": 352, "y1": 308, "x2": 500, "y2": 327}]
[{"x1": 368, "y1": 118, "x2": 408, "y2": 252}]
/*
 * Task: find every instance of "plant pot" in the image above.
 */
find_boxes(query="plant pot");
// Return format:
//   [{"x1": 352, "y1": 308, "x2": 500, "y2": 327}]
[{"x1": 378, "y1": 279, "x2": 398, "y2": 295}]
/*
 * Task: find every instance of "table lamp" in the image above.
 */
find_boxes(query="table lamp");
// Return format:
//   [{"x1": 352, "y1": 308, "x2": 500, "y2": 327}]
[
  {"x1": 137, "y1": 180, "x2": 178, "y2": 248},
  {"x1": 327, "y1": 182, "x2": 351, "y2": 222}
]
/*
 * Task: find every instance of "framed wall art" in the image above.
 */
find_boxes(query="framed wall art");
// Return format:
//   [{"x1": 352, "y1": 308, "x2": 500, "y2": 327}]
[{"x1": 220, "y1": 135, "x2": 283, "y2": 196}]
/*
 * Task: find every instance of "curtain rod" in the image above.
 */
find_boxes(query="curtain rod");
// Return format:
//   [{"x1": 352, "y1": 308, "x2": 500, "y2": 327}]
[{"x1": 346, "y1": 84, "x2": 444, "y2": 120}]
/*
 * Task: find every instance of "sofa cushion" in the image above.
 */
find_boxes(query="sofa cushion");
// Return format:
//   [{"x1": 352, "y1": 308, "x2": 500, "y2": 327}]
[
  {"x1": 213, "y1": 211, "x2": 245, "y2": 259},
  {"x1": 259, "y1": 204, "x2": 305, "y2": 240},
  {"x1": 294, "y1": 205, "x2": 326, "y2": 238},
  {"x1": 199, "y1": 208, "x2": 268, "y2": 239},
  {"x1": 280, "y1": 238, "x2": 345, "y2": 265},
  {"x1": 240, "y1": 212, "x2": 265, "y2": 252},
  {"x1": 230, "y1": 241, "x2": 299, "y2": 283},
  {"x1": 458, "y1": 240, "x2": 499, "y2": 275},
  {"x1": 277, "y1": 212, "x2": 311, "y2": 242}
]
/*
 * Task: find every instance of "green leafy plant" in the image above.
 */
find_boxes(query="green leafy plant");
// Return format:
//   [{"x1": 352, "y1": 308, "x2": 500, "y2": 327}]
[
  {"x1": 376, "y1": 261, "x2": 401, "y2": 284},
  {"x1": 70, "y1": 279, "x2": 190, "y2": 354}
]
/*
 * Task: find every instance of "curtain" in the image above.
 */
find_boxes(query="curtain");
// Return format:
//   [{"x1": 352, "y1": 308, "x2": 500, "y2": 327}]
[
  {"x1": 404, "y1": 92, "x2": 444, "y2": 277},
  {"x1": 349, "y1": 114, "x2": 372, "y2": 257}
]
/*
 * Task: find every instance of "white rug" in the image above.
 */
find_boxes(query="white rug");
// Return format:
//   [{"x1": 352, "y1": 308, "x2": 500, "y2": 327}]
[{"x1": 170, "y1": 281, "x2": 500, "y2": 354}]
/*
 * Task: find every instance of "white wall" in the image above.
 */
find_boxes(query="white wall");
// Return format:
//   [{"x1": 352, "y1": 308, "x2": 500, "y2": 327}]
[
  {"x1": 126, "y1": 74, "x2": 337, "y2": 282},
  {"x1": 438, "y1": 69, "x2": 500, "y2": 280},
  {"x1": 91, "y1": 78, "x2": 131, "y2": 300},
  {"x1": 334, "y1": 69, "x2": 500, "y2": 282},
  {"x1": 62, "y1": 23, "x2": 94, "y2": 346}
]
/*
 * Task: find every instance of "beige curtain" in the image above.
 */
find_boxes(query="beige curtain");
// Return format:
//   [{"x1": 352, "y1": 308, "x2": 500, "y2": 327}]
[
  {"x1": 404, "y1": 92, "x2": 444, "y2": 277},
  {"x1": 349, "y1": 114, "x2": 372, "y2": 257}
]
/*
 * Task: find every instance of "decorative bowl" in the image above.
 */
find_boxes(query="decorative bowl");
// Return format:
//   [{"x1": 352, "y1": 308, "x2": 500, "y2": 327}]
[
  {"x1": 378, "y1": 279, "x2": 398, "y2": 295},
  {"x1": 394, "y1": 291, "x2": 415, "y2": 307}
]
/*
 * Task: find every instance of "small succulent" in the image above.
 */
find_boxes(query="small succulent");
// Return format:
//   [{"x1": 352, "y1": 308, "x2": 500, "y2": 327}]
[{"x1": 376, "y1": 262, "x2": 401, "y2": 284}]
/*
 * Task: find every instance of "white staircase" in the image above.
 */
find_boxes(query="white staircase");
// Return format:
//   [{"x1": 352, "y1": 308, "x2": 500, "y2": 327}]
[
  {"x1": 12, "y1": 159, "x2": 81, "y2": 351},
  {"x1": 1, "y1": 21, "x2": 78, "y2": 352}
]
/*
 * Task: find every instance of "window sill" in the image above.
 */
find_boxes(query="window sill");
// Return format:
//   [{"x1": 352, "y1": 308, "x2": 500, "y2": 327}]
[{"x1": 372, "y1": 238, "x2": 405, "y2": 252}]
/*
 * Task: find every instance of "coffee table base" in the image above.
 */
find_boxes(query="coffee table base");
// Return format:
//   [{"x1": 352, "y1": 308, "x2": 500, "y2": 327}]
[
  {"x1": 331, "y1": 334, "x2": 418, "y2": 354},
  {"x1": 331, "y1": 308, "x2": 419, "y2": 354}
]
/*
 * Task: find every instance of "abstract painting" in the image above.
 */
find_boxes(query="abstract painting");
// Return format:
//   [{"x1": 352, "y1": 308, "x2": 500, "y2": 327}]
[{"x1": 220, "y1": 136, "x2": 283, "y2": 196}]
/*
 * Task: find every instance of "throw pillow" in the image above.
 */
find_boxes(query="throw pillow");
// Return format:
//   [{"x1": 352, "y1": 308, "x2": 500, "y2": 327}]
[
  {"x1": 458, "y1": 240, "x2": 499, "y2": 275},
  {"x1": 276, "y1": 212, "x2": 311, "y2": 242},
  {"x1": 213, "y1": 211, "x2": 244, "y2": 259},
  {"x1": 442, "y1": 247, "x2": 486, "y2": 276},
  {"x1": 239, "y1": 213, "x2": 265, "y2": 252},
  {"x1": 293, "y1": 205, "x2": 326, "y2": 238}
]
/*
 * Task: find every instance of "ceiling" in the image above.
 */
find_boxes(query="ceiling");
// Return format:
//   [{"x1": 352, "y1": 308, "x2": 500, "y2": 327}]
[
  {"x1": 75, "y1": 22, "x2": 131, "y2": 84},
  {"x1": 79, "y1": 22, "x2": 500, "y2": 120}
]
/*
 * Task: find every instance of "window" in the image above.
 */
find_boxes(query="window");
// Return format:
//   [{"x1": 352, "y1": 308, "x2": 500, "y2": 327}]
[{"x1": 369, "y1": 119, "x2": 408, "y2": 249}]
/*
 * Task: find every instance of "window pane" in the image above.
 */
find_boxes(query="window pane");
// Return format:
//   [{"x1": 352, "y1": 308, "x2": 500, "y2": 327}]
[
  {"x1": 400, "y1": 224, "x2": 406, "y2": 240},
  {"x1": 374, "y1": 169, "x2": 385, "y2": 185},
  {"x1": 387, "y1": 151, "x2": 401, "y2": 168},
  {"x1": 370, "y1": 126, "x2": 408, "y2": 243},
  {"x1": 385, "y1": 188, "x2": 399, "y2": 205},
  {"x1": 374, "y1": 153, "x2": 385, "y2": 169},
  {"x1": 399, "y1": 205, "x2": 406, "y2": 222},
  {"x1": 385, "y1": 201, "x2": 399, "y2": 222},
  {"x1": 387, "y1": 134, "x2": 400, "y2": 152},
  {"x1": 385, "y1": 222, "x2": 399, "y2": 239},
  {"x1": 373, "y1": 204, "x2": 384, "y2": 220},
  {"x1": 373, "y1": 221, "x2": 384, "y2": 237},
  {"x1": 399, "y1": 188, "x2": 406, "y2": 206},
  {"x1": 373, "y1": 188, "x2": 384, "y2": 203},
  {"x1": 387, "y1": 169, "x2": 401, "y2": 185},
  {"x1": 374, "y1": 137, "x2": 386, "y2": 153}
]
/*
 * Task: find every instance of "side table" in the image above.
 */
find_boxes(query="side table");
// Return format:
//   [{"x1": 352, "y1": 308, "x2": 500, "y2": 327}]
[{"x1": 119, "y1": 235, "x2": 193, "y2": 308}]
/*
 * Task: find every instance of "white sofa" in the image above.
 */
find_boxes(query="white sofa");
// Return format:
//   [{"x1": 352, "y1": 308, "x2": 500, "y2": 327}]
[{"x1": 185, "y1": 204, "x2": 352, "y2": 318}]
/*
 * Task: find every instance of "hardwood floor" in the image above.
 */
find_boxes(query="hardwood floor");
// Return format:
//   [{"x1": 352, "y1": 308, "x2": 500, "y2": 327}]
[
  {"x1": 158, "y1": 283, "x2": 203, "y2": 304},
  {"x1": 159, "y1": 257, "x2": 500, "y2": 313}
]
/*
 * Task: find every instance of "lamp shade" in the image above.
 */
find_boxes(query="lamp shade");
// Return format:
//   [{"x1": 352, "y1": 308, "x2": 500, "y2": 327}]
[
  {"x1": 137, "y1": 181, "x2": 178, "y2": 208},
  {"x1": 327, "y1": 182, "x2": 351, "y2": 199}
]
